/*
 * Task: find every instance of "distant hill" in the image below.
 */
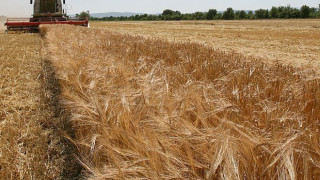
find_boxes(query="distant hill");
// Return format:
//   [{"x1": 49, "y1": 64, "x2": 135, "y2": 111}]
[{"x1": 90, "y1": 12, "x2": 143, "y2": 18}]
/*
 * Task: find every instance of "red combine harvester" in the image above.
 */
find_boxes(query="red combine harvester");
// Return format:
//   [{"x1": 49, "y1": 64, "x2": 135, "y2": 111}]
[{"x1": 5, "y1": 0, "x2": 89, "y2": 32}]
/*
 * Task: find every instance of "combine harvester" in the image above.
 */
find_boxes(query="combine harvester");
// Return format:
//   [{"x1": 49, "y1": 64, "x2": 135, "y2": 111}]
[{"x1": 5, "y1": 0, "x2": 89, "y2": 32}]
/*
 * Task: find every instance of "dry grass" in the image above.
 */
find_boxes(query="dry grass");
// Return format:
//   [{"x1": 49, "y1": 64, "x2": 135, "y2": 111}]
[
  {"x1": 0, "y1": 32, "x2": 81, "y2": 179},
  {"x1": 0, "y1": 16, "x2": 7, "y2": 33},
  {"x1": 91, "y1": 20, "x2": 320, "y2": 72},
  {"x1": 0, "y1": 33, "x2": 58, "y2": 179},
  {"x1": 41, "y1": 24, "x2": 320, "y2": 179}
]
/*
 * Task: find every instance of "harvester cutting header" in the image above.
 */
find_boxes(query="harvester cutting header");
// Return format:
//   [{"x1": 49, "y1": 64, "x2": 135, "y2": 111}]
[{"x1": 5, "y1": 0, "x2": 89, "y2": 32}]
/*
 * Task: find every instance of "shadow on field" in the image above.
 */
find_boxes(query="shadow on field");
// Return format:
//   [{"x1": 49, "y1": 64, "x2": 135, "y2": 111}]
[{"x1": 41, "y1": 59, "x2": 83, "y2": 179}]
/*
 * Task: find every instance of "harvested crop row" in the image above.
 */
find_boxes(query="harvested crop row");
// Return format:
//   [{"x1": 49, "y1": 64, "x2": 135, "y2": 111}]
[
  {"x1": 0, "y1": 33, "x2": 61, "y2": 179},
  {"x1": 42, "y1": 25, "x2": 320, "y2": 179},
  {"x1": 0, "y1": 33, "x2": 81, "y2": 179}
]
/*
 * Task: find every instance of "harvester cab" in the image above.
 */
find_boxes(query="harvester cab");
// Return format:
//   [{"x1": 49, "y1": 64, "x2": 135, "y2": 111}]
[
  {"x1": 5, "y1": 0, "x2": 89, "y2": 32},
  {"x1": 32, "y1": 0, "x2": 64, "y2": 18}
]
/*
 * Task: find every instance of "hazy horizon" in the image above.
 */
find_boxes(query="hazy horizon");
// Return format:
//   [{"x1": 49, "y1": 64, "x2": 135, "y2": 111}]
[{"x1": 0, "y1": 0, "x2": 319, "y2": 17}]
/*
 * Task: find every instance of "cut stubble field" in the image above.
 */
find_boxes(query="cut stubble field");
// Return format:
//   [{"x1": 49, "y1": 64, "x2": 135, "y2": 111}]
[
  {"x1": 0, "y1": 32, "x2": 61, "y2": 179},
  {"x1": 0, "y1": 31, "x2": 81, "y2": 179},
  {"x1": 92, "y1": 20, "x2": 320, "y2": 72}
]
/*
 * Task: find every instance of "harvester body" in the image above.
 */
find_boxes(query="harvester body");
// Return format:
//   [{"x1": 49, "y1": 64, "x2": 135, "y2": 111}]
[
  {"x1": 33, "y1": 0, "x2": 63, "y2": 17},
  {"x1": 5, "y1": 0, "x2": 88, "y2": 32}
]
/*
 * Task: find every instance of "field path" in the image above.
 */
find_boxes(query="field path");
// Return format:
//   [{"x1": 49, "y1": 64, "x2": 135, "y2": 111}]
[{"x1": 0, "y1": 33, "x2": 81, "y2": 179}]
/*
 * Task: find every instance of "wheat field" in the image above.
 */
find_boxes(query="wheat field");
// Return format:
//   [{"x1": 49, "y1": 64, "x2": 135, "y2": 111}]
[
  {"x1": 40, "y1": 24, "x2": 320, "y2": 179},
  {"x1": 91, "y1": 20, "x2": 320, "y2": 72},
  {"x1": 0, "y1": 19, "x2": 319, "y2": 179}
]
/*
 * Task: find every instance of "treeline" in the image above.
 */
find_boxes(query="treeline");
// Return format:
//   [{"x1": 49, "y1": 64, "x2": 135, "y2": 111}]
[{"x1": 90, "y1": 5, "x2": 320, "y2": 21}]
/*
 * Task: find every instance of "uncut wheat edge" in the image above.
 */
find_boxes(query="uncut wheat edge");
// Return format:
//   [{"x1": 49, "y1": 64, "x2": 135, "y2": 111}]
[{"x1": 40, "y1": 24, "x2": 320, "y2": 180}]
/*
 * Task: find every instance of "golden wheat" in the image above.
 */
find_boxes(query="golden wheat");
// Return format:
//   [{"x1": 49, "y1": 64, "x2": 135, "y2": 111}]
[
  {"x1": 91, "y1": 20, "x2": 320, "y2": 72},
  {"x1": 41, "y1": 24, "x2": 320, "y2": 179}
]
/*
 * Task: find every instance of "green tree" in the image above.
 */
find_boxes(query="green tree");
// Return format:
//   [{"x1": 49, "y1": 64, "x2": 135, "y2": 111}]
[
  {"x1": 238, "y1": 10, "x2": 247, "y2": 19},
  {"x1": 310, "y1": 7, "x2": 317, "y2": 17},
  {"x1": 162, "y1": 9, "x2": 174, "y2": 16},
  {"x1": 255, "y1": 9, "x2": 269, "y2": 19},
  {"x1": 162, "y1": 9, "x2": 182, "y2": 20},
  {"x1": 207, "y1": 9, "x2": 217, "y2": 20},
  {"x1": 265, "y1": 10, "x2": 270, "y2": 18},
  {"x1": 290, "y1": 8, "x2": 301, "y2": 18},
  {"x1": 194, "y1": 12, "x2": 205, "y2": 20},
  {"x1": 77, "y1": 11, "x2": 90, "y2": 19},
  {"x1": 270, "y1": 6, "x2": 278, "y2": 18},
  {"x1": 301, "y1": 5, "x2": 310, "y2": 18},
  {"x1": 234, "y1": 11, "x2": 240, "y2": 19},
  {"x1": 278, "y1": 6, "x2": 291, "y2": 18},
  {"x1": 247, "y1": 11, "x2": 255, "y2": 19},
  {"x1": 216, "y1": 13, "x2": 223, "y2": 19},
  {"x1": 140, "y1": 14, "x2": 148, "y2": 20},
  {"x1": 222, "y1": 8, "x2": 235, "y2": 20}
]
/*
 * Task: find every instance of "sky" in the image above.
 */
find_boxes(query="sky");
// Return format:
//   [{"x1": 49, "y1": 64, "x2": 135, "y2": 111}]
[{"x1": 0, "y1": 0, "x2": 319, "y2": 17}]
